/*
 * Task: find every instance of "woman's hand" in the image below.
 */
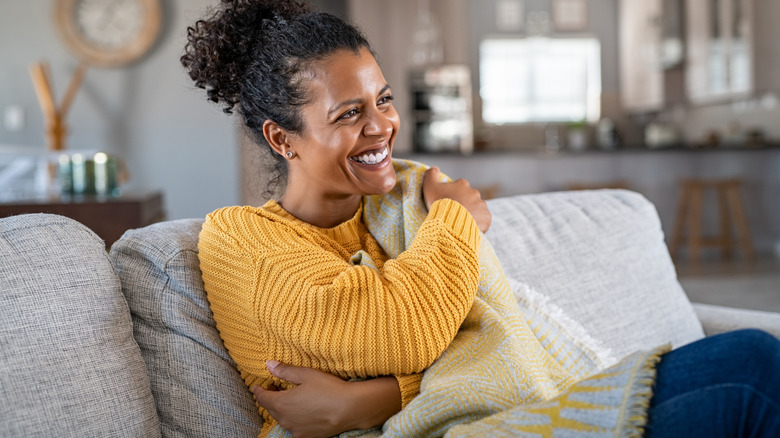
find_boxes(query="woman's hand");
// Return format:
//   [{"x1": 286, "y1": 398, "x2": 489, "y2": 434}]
[
  {"x1": 422, "y1": 166, "x2": 492, "y2": 233},
  {"x1": 253, "y1": 361, "x2": 401, "y2": 438}
]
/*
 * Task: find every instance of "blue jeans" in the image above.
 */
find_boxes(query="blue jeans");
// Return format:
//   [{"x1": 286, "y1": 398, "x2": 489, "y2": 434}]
[{"x1": 645, "y1": 329, "x2": 780, "y2": 437}]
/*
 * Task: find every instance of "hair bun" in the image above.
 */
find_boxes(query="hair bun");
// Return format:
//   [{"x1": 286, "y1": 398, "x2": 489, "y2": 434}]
[{"x1": 181, "y1": 0, "x2": 312, "y2": 113}]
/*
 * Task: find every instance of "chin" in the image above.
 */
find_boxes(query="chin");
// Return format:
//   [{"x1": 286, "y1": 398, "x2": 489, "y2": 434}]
[{"x1": 366, "y1": 171, "x2": 397, "y2": 196}]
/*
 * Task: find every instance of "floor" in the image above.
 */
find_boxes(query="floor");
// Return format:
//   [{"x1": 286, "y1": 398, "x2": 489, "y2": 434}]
[{"x1": 675, "y1": 254, "x2": 780, "y2": 313}]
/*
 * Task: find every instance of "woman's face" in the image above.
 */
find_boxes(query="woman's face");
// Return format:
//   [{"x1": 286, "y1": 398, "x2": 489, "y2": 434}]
[{"x1": 285, "y1": 47, "x2": 400, "y2": 198}]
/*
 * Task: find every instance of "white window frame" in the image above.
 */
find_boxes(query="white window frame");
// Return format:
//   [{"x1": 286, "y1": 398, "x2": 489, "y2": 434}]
[{"x1": 479, "y1": 36, "x2": 601, "y2": 124}]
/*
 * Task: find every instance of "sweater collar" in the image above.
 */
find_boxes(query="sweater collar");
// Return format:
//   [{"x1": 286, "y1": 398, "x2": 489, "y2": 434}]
[{"x1": 262, "y1": 199, "x2": 365, "y2": 243}]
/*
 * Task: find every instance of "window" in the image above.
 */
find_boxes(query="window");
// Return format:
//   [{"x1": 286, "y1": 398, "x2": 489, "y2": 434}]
[{"x1": 479, "y1": 37, "x2": 601, "y2": 124}]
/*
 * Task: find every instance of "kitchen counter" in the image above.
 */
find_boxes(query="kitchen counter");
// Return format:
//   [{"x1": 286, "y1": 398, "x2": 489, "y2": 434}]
[
  {"x1": 402, "y1": 142, "x2": 780, "y2": 157},
  {"x1": 402, "y1": 146, "x2": 780, "y2": 255}
]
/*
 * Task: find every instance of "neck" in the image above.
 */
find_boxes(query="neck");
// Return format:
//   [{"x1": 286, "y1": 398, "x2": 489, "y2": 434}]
[{"x1": 279, "y1": 187, "x2": 362, "y2": 228}]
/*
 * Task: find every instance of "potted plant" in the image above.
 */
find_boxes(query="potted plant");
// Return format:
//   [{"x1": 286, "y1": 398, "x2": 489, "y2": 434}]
[{"x1": 567, "y1": 120, "x2": 589, "y2": 151}]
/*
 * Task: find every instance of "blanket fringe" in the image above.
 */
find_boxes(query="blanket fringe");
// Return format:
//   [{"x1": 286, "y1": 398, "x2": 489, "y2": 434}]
[{"x1": 619, "y1": 345, "x2": 669, "y2": 438}]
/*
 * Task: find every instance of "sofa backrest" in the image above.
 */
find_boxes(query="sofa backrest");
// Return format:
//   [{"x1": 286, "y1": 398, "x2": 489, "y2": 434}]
[
  {"x1": 0, "y1": 214, "x2": 160, "y2": 437},
  {"x1": 485, "y1": 189, "x2": 704, "y2": 367},
  {"x1": 109, "y1": 219, "x2": 262, "y2": 438}
]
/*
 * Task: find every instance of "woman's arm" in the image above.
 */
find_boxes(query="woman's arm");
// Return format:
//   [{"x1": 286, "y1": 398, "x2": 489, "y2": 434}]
[
  {"x1": 201, "y1": 197, "x2": 482, "y2": 379},
  {"x1": 260, "y1": 198, "x2": 480, "y2": 373},
  {"x1": 253, "y1": 361, "x2": 402, "y2": 438}
]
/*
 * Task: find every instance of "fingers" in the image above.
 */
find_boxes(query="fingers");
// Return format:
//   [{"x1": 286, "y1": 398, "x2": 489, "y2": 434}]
[
  {"x1": 423, "y1": 166, "x2": 440, "y2": 181},
  {"x1": 251, "y1": 360, "x2": 299, "y2": 407},
  {"x1": 422, "y1": 167, "x2": 441, "y2": 210},
  {"x1": 265, "y1": 360, "x2": 303, "y2": 384},
  {"x1": 252, "y1": 384, "x2": 274, "y2": 408}
]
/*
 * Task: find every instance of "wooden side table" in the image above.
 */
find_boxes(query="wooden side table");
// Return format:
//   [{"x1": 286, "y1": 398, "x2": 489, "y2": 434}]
[{"x1": 0, "y1": 191, "x2": 165, "y2": 248}]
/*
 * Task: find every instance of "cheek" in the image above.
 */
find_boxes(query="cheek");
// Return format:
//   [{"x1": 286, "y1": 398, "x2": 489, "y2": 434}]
[{"x1": 387, "y1": 108, "x2": 401, "y2": 133}]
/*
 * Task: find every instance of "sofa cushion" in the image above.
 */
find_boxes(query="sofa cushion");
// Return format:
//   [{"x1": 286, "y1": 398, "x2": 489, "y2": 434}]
[
  {"x1": 110, "y1": 219, "x2": 261, "y2": 438},
  {"x1": 485, "y1": 190, "x2": 704, "y2": 367},
  {"x1": 0, "y1": 213, "x2": 160, "y2": 437}
]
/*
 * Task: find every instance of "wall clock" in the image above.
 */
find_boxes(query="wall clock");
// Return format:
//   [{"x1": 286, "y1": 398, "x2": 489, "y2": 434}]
[{"x1": 54, "y1": 0, "x2": 163, "y2": 68}]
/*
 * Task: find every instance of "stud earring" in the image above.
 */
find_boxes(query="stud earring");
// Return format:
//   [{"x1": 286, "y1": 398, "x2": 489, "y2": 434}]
[{"x1": 285, "y1": 151, "x2": 295, "y2": 159}]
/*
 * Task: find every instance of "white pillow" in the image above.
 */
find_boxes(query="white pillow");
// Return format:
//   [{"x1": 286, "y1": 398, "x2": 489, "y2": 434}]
[{"x1": 485, "y1": 190, "x2": 704, "y2": 367}]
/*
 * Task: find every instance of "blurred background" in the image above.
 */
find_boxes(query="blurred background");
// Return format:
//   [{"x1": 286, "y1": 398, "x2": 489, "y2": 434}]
[{"x1": 1, "y1": 0, "x2": 778, "y2": 309}]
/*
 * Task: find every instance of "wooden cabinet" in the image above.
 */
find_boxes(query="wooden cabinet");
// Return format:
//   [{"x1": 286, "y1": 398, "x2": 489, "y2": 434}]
[
  {"x1": 619, "y1": 0, "x2": 664, "y2": 111},
  {"x1": 685, "y1": 0, "x2": 754, "y2": 102},
  {"x1": 0, "y1": 191, "x2": 165, "y2": 248},
  {"x1": 620, "y1": 0, "x2": 756, "y2": 109}
]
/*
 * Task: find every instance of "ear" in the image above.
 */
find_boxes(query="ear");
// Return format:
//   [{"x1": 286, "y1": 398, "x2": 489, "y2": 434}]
[{"x1": 262, "y1": 120, "x2": 290, "y2": 158}]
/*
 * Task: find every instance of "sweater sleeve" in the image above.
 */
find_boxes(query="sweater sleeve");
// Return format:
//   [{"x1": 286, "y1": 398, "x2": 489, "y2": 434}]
[
  {"x1": 395, "y1": 374, "x2": 423, "y2": 408},
  {"x1": 199, "y1": 198, "x2": 481, "y2": 383}
]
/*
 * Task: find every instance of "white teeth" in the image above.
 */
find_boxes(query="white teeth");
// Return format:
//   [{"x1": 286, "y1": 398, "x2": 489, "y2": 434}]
[{"x1": 352, "y1": 148, "x2": 388, "y2": 164}]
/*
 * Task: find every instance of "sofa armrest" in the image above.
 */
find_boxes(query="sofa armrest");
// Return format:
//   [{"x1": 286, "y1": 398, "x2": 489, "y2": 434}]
[{"x1": 692, "y1": 303, "x2": 780, "y2": 339}]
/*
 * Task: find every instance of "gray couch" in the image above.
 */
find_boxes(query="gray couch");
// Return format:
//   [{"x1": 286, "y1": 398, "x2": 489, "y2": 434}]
[{"x1": 2, "y1": 189, "x2": 779, "y2": 437}]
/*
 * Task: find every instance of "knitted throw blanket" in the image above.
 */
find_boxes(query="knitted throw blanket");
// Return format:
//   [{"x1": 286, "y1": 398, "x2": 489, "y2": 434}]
[
  {"x1": 367, "y1": 159, "x2": 670, "y2": 437},
  {"x1": 271, "y1": 159, "x2": 668, "y2": 437}
]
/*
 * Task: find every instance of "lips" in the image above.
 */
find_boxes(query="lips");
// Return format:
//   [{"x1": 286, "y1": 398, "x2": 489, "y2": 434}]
[{"x1": 349, "y1": 146, "x2": 389, "y2": 165}]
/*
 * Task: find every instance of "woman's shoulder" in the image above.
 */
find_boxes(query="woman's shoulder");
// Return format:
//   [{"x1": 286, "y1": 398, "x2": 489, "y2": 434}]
[
  {"x1": 202, "y1": 201, "x2": 320, "y2": 251},
  {"x1": 205, "y1": 204, "x2": 268, "y2": 228},
  {"x1": 202, "y1": 202, "x2": 286, "y2": 242}
]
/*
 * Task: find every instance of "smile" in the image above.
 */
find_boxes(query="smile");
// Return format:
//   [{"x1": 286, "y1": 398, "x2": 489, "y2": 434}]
[{"x1": 350, "y1": 147, "x2": 389, "y2": 165}]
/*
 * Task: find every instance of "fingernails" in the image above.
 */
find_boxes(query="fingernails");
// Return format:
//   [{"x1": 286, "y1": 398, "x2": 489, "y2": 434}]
[{"x1": 266, "y1": 359, "x2": 280, "y2": 370}]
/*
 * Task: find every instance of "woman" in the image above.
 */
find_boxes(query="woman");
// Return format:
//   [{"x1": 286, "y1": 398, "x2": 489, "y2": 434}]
[{"x1": 182, "y1": 1, "x2": 780, "y2": 437}]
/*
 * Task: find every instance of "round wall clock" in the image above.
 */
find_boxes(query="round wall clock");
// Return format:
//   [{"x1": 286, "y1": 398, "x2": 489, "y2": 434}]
[{"x1": 54, "y1": 0, "x2": 163, "y2": 68}]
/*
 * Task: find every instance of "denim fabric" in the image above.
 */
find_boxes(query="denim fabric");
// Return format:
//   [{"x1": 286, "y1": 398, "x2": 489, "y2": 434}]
[{"x1": 646, "y1": 329, "x2": 780, "y2": 437}]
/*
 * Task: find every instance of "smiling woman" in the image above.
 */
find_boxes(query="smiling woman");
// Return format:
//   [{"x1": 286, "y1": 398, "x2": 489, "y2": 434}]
[
  {"x1": 180, "y1": 1, "x2": 780, "y2": 438},
  {"x1": 181, "y1": 1, "x2": 491, "y2": 435}
]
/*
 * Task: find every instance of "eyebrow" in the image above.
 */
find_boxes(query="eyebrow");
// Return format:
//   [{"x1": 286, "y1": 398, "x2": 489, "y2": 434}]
[{"x1": 327, "y1": 84, "x2": 392, "y2": 117}]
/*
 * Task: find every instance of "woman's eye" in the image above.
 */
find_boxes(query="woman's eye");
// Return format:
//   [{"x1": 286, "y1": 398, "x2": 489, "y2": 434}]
[
  {"x1": 378, "y1": 95, "x2": 394, "y2": 105},
  {"x1": 339, "y1": 109, "x2": 358, "y2": 120}
]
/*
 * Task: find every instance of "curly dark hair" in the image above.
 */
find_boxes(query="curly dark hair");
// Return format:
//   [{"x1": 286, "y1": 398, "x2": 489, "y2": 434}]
[{"x1": 180, "y1": 0, "x2": 373, "y2": 197}]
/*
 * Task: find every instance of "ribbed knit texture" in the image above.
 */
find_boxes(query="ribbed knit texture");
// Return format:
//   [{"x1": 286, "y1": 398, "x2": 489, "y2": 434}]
[{"x1": 198, "y1": 170, "x2": 482, "y2": 435}]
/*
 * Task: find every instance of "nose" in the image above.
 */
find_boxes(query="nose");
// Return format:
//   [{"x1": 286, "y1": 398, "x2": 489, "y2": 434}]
[{"x1": 362, "y1": 106, "x2": 395, "y2": 137}]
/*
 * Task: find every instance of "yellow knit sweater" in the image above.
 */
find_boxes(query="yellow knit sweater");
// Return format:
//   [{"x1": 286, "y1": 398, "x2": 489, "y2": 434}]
[{"x1": 198, "y1": 197, "x2": 482, "y2": 435}]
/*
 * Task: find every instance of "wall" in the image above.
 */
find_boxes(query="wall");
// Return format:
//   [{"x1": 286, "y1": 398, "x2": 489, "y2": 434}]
[{"x1": 0, "y1": 0, "x2": 239, "y2": 220}]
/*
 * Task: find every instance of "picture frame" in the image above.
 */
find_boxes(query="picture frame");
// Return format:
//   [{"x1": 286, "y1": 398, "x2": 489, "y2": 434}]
[
  {"x1": 496, "y1": 0, "x2": 524, "y2": 32},
  {"x1": 552, "y1": 0, "x2": 588, "y2": 31}
]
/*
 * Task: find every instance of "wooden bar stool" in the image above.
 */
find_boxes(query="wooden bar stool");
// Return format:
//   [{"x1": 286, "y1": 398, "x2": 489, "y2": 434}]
[{"x1": 670, "y1": 178, "x2": 755, "y2": 263}]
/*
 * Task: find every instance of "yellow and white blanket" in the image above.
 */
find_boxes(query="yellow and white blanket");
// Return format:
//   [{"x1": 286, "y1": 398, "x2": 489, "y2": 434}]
[{"x1": 271, "y1": 159, "x2": 668, "y2": 437}]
